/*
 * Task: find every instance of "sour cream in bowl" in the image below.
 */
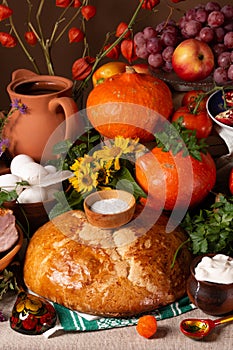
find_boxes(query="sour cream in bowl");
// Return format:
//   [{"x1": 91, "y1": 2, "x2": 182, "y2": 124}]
[{"x1": 187, "y1": 254, "x2": 233, "y2": 316}]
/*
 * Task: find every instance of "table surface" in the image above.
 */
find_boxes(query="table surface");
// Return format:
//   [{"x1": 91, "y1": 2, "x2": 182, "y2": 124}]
[
  {"x1": 1, "y1": 93, "x2": 233, "y2": 350},
  {"x1": 1, "y1": 292, "x2": 233, "y2": 350}
]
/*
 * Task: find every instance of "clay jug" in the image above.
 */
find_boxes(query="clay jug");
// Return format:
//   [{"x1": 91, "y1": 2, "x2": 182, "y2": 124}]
[{"x1": 3, "y1": 69, "x2": 84, "y2": 163}]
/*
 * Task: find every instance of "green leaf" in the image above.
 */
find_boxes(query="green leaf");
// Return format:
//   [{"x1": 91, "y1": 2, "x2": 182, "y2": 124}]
[
  {"x1": 0, "y1": 189, "x2": 18, "y2": 206},
  {"x1": 154, "y1": 119, "x2": 208, "y2": 161},
  {"x1": 52, "y1": 139, "x2": 73, "y2": 155},
  {"x1": 181, "y1": 194, "x2": 233, "y2": 256},
  {"x1": 49, "y1": 189, "x2": 85, "y2": 219},
  {"x1": 0, "y1": 268, "x2": 18, "y2": 300},
  {"x1": 117, "y1": 167, "x2": 147, "y2": 200}
]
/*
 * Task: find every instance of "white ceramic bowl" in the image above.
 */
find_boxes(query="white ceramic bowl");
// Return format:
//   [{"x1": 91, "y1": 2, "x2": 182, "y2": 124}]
[{"x1": 206, "y1": 89, "x2": 233, "y2": 131}]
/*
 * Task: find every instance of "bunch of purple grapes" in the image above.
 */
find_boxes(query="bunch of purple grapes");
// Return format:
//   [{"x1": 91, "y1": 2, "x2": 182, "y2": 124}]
[{"x1": 133, "y1": 1, "x2": 233, "y2": 84}]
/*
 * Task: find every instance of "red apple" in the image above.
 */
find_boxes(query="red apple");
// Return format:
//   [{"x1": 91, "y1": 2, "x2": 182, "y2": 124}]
[{"x1": 172, "y1": 39, "x2": 215, "y2": 82}]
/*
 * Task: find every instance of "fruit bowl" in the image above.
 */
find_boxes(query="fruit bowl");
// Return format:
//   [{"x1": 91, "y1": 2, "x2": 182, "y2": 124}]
[
  {"x1": 0, "y1": 225, "x2": 24, "y2": 271},
  {"x1": 207, "y1": 89, "x2": 233, "y2": 131},
  {"x1": 152, "y1": 70, "x2": 215, "y2": 92}
]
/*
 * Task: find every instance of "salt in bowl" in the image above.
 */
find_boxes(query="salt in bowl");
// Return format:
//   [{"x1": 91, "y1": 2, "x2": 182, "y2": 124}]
[{"x1": 84, "y1": 189, "x2": 136, "y2": 229}]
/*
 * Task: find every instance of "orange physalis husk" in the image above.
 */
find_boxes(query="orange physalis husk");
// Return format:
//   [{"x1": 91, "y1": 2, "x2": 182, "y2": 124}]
[
  {"x1": 115, "y1": 22, "x2": 131, "y2": 39},
  {"x1": 81, "y1": 5, "x2": 96, "y2": 20},
  {"x1": 104, "y1": 44, "x2": 120, "y2": 59},
  {"x1": 0, "y1": 4, "x2": 13, "y2": 21},
  {"x1": 0, "y1": 32, "x2": 17, "y2": 47},
  {"x1": 68, "y1": 27, "x2": 84, "y2": 43},
  {"x1": 72, "y1": 56, "x2": 95, "y2": 80},
  {"x1": 72, "y1": 0, "x2": 82, "y2": 7},
  {"x1": 140, "y1": 0, "x2": 160, "y2": 10},
  {"x1": 24, "y1": 31, "x2": 37, "y2": 46},
  {"x1": 120, "y1": 39, "x2": 138, "y2": 63},
  {"x1": 56, "y1": 0, "x2": 71, "y2": 7}
]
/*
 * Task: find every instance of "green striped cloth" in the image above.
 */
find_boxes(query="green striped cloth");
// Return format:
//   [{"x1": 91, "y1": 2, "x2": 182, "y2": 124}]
[{"x1": 44, "y1": 296, "x2": 195, "y2": 337}]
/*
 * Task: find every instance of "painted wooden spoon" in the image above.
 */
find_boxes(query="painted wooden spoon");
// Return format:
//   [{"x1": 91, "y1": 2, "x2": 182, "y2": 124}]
[
  {"x1": 180, "y1": 315, "x2": 233, "y2": 340},
  {"x1": 9, "y1": 262, "x2": 57, "y2": 335}
]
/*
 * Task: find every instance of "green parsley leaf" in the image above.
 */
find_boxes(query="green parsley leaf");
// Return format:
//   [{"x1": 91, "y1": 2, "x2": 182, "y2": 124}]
[
  {"x1": 154, "y1": 118, "x2": 208, "y2": 161},
  {"x1": 181, "y1": 194, "x2": 233, "y2": 256}
]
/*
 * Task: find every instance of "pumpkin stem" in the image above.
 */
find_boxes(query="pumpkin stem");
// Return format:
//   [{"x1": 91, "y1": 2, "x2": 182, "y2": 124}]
[{"x1": 125, "y1": 66, "x2": 136, "y2": 74}]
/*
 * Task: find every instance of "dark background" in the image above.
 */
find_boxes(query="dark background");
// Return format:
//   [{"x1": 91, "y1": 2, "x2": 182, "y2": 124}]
[{"x1": 0, "y1": 0, "x2": 227, "y2": 109}]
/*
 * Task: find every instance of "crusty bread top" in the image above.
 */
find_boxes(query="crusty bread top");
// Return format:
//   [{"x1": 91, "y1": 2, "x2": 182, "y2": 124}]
[
  {"x1": 0, "y1": 207, "x2": 13, "y2": 216},
  {"x1": 24, "y1": 206, "x2": 192, "y2": 317}
]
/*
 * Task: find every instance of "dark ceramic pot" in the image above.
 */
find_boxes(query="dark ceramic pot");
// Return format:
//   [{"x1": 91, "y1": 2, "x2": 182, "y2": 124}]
[
  {"x1": 187, "y1": 254, "x2": 233, "y2": 316},
  {"x1": 3, "y1": 199, "x2": 56, "y2": 236}
]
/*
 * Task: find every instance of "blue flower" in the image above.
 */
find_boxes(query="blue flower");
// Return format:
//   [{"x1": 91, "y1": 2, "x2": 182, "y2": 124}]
[
  {"x1": 10, "y1": 99, "x2": 27, "y2": 114},
  {"x1": 0, "y1": 138, "x2": 10, "y2": 157}
]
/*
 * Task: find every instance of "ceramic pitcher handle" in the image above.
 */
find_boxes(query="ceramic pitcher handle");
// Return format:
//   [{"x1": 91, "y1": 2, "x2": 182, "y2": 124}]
[
  {"x1": 11, "y1": 69, "x2": 39, "y2": 83},
  {"x1": 48, "y1": 97, "x2": 82, "y2": 143}
]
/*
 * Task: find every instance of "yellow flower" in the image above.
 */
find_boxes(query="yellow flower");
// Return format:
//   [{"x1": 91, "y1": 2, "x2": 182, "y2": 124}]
[
  {"x1": 93, "y1": 136, "x2": 144, "y2": 171},
  {"x1": 69, "y1": 136, "x2": 145, "y2": 193},
  {"x1": 69, "y1": 158, "x2": 98, "y2": 193}
]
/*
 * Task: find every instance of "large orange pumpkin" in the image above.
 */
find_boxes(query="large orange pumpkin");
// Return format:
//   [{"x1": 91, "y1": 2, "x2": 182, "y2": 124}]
[
  {"x1": 86, "y1": 67, "x2": 173, "y2": 142},
  {"x1": 135, "y1": 146, "x2": 216, "y2": 211}
]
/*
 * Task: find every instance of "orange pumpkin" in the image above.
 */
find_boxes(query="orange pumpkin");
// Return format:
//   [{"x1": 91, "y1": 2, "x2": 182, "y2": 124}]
[
  {"x1": 135, "y1": 146, "x2": 216, "y2": 211},
  {"x1": 86, "y1": 67, "x2": 173, "y2": 142}
]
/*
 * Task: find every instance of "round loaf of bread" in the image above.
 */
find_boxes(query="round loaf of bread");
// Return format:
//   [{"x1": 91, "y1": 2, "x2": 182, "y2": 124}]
[{"x1": 23, "y1": 206, "x2": 192, "y2": 317}]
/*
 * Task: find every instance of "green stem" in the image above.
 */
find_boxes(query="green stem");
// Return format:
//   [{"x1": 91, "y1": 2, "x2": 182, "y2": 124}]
[
  {"x1": 53, "y1": 2, "x2": 85, "y2": 44},
  {"x1": 192, "y1": 84, "x2": 233, "y2": 114},
  {"x1": 3, "y1": 0, "x2": 41, "y2": 74},
  {"x1": 34, "y1": 0, "x2": 55, "y2": 75},
  {"x1": 170, "y1": 238, "x2": 190, "y2": 269},
  {"x1": 73, "y1": 0, "x2": 144, "y2": 101},
  {"x1": 35, "y1": 0, "x2": 45, "y2": 42}
]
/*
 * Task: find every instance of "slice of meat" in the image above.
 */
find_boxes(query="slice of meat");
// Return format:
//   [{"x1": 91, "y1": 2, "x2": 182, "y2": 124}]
[{"x1": 0, "y1": 208, "x2": 18, "y2": 253}]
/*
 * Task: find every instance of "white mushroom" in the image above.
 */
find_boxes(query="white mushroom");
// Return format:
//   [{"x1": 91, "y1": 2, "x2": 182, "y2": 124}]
[
  {"x1": 17, "y1": 187, "x2": 47, "y2": 203},
  {"x1": 10, "y1": 154, "x2": 34, "y2": 177},
  {"x1": 3, "y1": 154, "x2": 74, "y2": 203},
  {"x1": 0, "y1": 174, "x2": 23, "y2": 195},
  {"x1": 15, "y1": 162, "x2": 49, "y2": 185},
  {"x1": 44, "y1": 165, "x2": 57, "y2": 174},
  {"x1": 36, "y1": 170, "x2": 74, "y2": 187}
]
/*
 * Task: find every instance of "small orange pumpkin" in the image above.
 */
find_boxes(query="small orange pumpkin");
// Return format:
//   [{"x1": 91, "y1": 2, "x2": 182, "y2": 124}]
[{"x1": 86, "y1": 67, "x2": 173, "y2": 142}]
